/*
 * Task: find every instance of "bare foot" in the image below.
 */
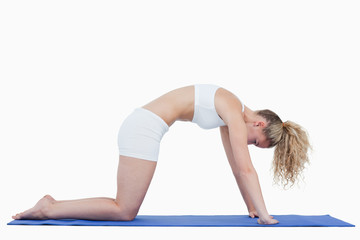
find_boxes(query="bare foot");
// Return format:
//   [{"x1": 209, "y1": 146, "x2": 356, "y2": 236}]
[{"x1": 12, "y1": 195, "x2": 56, "y2": 220}]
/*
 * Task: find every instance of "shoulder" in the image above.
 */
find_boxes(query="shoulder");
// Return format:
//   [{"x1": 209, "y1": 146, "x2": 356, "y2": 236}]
[{"x1": 215, "y1": 87, "x2": 245, "y2": 126}]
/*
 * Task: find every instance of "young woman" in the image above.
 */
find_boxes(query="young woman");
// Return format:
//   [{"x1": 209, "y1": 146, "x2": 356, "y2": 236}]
[{"x1": 13, "y1": 84, "x2": 311, "y2": 225}]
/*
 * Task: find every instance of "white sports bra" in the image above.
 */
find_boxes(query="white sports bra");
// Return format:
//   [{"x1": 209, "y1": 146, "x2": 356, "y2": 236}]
[{"x1": 191, "y1": 84, "x2": 245, "y2": 129}]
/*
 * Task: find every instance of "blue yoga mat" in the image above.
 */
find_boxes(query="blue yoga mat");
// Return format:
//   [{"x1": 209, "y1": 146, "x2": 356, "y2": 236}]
[{"x1": 8, "y1": 215, "x2": 354, "y2": 227}]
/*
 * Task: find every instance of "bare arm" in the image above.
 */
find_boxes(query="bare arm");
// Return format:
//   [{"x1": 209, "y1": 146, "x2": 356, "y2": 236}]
[
  {"x1": 215, "y1": 87, "x2": 278, "y2": 224},
  {"x1": 223, "y1": 120, "x2": 272, "y2": 221},
  {"x1": 220, "y1": 126, "x2": 257, "y2": 215}
]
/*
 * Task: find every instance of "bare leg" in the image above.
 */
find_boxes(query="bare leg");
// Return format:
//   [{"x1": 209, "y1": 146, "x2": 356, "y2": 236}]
[
  {"x1": 12, "y1": 195, "x2": 121, "y2": 220},
  {"x1": 13, "y1": 156, "x2": 157, "y2": 221}
]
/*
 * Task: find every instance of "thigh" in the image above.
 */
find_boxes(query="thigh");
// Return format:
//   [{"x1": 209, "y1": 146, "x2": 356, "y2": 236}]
[{"x1": 116, "y1": 155, "x2": 157, "y2": 213}]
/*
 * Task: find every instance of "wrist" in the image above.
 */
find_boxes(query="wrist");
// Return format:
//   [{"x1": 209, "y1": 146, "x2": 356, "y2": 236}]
[
  {"x1": 258, "y1": 211, "x2": 270, "y2": 220},
  {"x1": 248, "y1": 207, "x2": 256, "y2": 213},
  {"x1": 260, "y1": 215, "x2": 272, "y2": 221}
]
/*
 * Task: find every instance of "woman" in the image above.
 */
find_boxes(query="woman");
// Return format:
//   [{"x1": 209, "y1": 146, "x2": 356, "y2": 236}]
[{"x1": 13, "y1": 84, "x2": 311, "y2": 225}]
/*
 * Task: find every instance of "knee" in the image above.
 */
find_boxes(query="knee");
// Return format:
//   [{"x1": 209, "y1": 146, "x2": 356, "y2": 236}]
[
  {"x1": 118, "y1": 211, "x2": 137, "y2": 221},
  {"x1": 122, "y1": 212, "x2": 137, "y2": 221},
  {"x1": 126, "y1": 206, "x2": 141, "y2": 220},
  {"x1": 113, "y1": 208, "x2": 138, "y2": 221}
]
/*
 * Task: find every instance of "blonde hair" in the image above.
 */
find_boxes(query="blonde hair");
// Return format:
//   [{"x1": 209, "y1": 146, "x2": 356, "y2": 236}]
[{"x1": 256, "y1": 110, "x2": 311, "y2": 188}]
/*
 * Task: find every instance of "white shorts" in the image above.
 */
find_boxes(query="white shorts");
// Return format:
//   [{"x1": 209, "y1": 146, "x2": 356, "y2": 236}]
[{"x1": 117, "y1": 108, "x2": 169, "y2": 162}]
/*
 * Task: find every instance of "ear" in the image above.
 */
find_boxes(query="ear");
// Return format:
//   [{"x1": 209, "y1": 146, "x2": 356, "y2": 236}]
[{"x1": 253, "y1": 121, "x2": 266, "y2": 127}]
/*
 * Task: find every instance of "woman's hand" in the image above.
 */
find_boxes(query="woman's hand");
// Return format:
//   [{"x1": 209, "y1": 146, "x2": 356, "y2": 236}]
[
  {"x1": 249, "y1": 210, "x2": 259, "y2": 218},
  {"x1": 257, "y1": 216, "x2": 279, "y2": 225},
  {"x1": 249, "y1": 211, "x2": 278, "y2": 224},
  {"x1": 249, "y1": 210, "x2": 275, "y2": 219}
]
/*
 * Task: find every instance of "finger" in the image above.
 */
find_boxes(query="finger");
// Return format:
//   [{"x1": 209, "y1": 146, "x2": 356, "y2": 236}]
[
  {"x1": 270, "y1": 215, "x2": 274, "y2": 219},
  {"x1": 249, "y1": 213, "x2": 254, "y2": 218}
]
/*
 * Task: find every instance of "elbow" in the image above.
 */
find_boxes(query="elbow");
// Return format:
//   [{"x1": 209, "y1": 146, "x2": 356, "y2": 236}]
[{"x1": 234, "y1": 167, "x2": 257, "y2": 178}]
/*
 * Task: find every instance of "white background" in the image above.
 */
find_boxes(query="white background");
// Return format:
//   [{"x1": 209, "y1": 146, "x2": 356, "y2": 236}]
[{"x1": 1, "y1": 0, "x2": 359, "y2": 239}]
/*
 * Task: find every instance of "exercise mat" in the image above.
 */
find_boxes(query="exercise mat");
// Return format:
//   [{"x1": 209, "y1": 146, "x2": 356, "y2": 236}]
[{"x1": 8, "y1": 214, "x2": 355, "y2": 227}]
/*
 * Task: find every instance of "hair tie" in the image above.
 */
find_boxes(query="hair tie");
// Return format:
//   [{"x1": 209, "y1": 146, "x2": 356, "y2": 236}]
[{"x1": 282, "y1": 122, "x2": 285, "y2": 127}]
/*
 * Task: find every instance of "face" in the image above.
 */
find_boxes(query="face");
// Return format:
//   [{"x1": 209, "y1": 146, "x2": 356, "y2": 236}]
[{"x1": 246, "y1": 121, "x2": 271, "y2": 148}]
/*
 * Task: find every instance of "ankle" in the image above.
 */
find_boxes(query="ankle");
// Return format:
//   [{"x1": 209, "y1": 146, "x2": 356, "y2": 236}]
[{"x1": 41, "y1": 201, "x2": 55, "y2": 219}]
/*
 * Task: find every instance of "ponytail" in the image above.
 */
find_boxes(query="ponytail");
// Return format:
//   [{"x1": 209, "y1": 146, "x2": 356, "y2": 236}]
[
  {"x1": 273, "y1": 121, "x2": 311, "y2": 188},
  {"x1": 256, "y1": 110, "x2": 311, "y2": 188}
]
